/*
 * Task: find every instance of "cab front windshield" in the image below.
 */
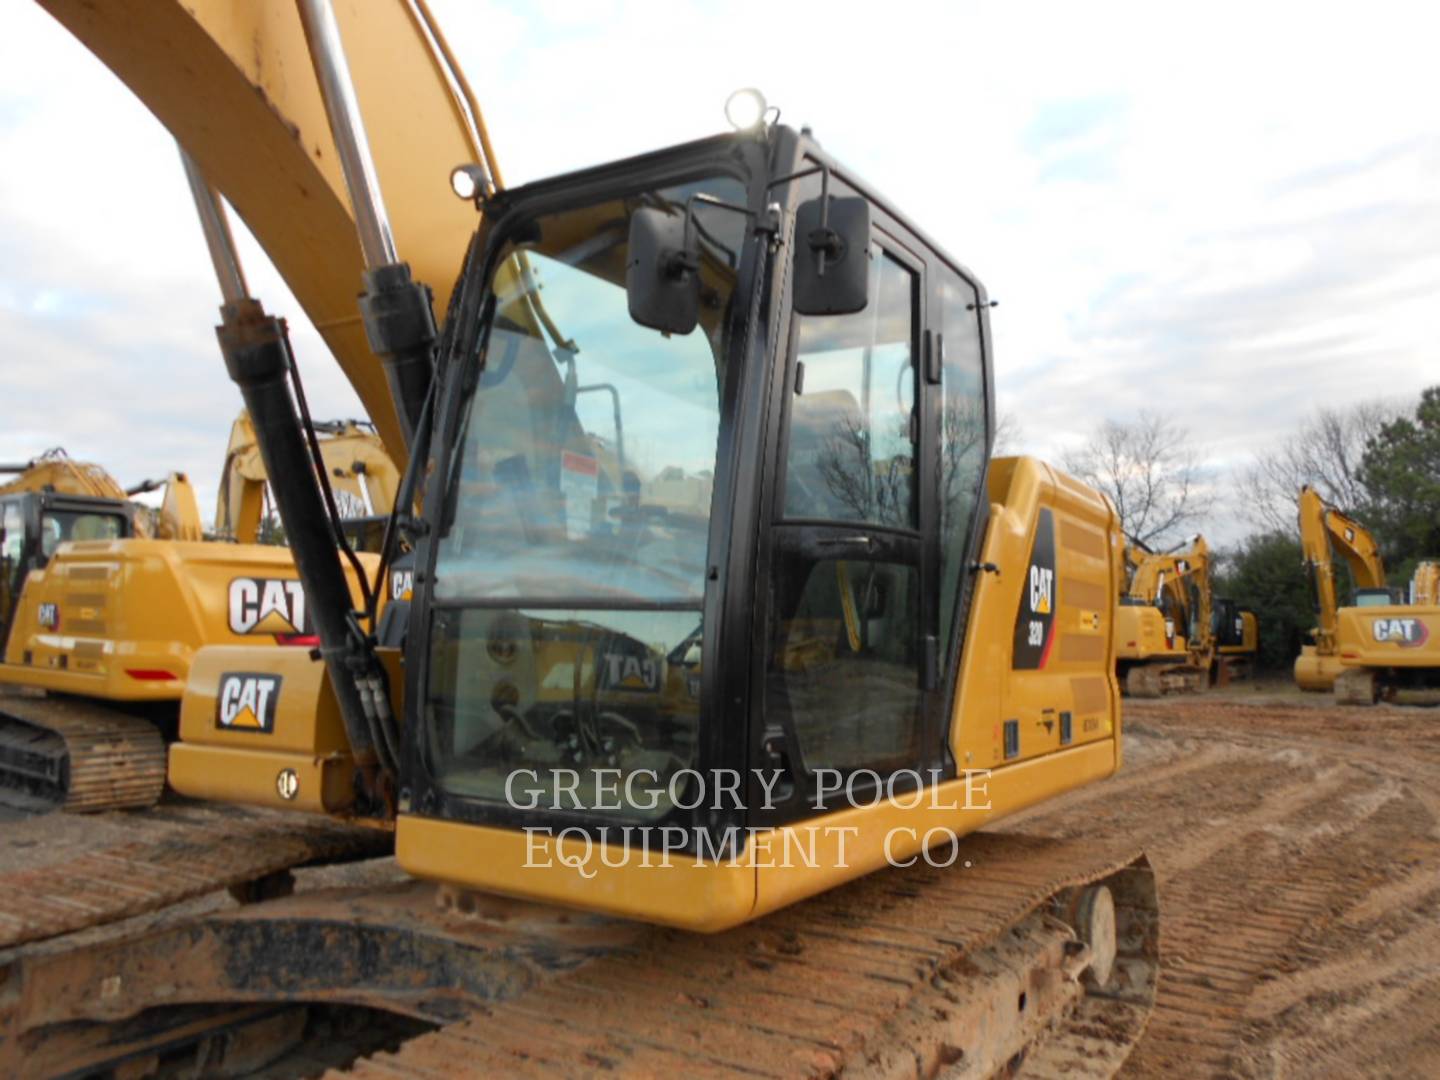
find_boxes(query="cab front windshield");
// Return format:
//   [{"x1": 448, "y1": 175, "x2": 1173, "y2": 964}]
[{"x1": 428, "y1": 174, "x2": 748, "y2": 820}]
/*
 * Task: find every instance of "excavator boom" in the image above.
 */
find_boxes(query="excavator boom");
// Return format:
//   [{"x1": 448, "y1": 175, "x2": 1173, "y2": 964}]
[
  {"x1": 1295, "y1": 484, "x2": 1387, "y2": 690},
  {"x1": 37, "y1": 0, "x2": 497, "y2": 462},
  {"x1": 0, "y1": 450, "x2": 202, "y2": 541},
  {"x1": 1297, "y1": 484, "x2": 1386, "y2": 647},
  {"x1": 215, "y1": 411, "x2": 399, "y2": 543},
  {"x1": 0, "y1": 450, "x2": 128, "y2": 501}
]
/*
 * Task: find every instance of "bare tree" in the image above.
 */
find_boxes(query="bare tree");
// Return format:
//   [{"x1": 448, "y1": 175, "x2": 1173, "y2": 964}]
[
  {"x1": 1239, "y1": 400, "x2": 1399, "y2": 533},
  {"x1": 993, "y1": 410, "x2": 1024, "y2": 456},
  {"x1": 815, "y1": 411, "x2": 912, "y2": 528},
  {"x1": 808, "y1": 403, "x2": 1024, "y2": 530},
  {"x1": 1062, "y1": 411, "x2": 1212, "y2": 548}
]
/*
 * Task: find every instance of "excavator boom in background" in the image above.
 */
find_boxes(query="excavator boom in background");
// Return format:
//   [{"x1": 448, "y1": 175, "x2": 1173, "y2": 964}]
[
  {"x1": 215, "y1": 410, "x2": 399, "y2": 547},
  {"x1": 2, "y1": 2, "x2": 1160, "y2": 1075},
  {"x1": 1294, "y1": 485, "x2": 1386, "y2": 691},
  {"x1": 0, "y1": 449, "x2": 129, "y2": 502}
]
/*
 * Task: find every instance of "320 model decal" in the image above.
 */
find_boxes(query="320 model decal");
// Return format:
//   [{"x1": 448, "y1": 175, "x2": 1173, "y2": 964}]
[{"x1": 1013, "y1": 508, "x2": 1057, "y2": 670}]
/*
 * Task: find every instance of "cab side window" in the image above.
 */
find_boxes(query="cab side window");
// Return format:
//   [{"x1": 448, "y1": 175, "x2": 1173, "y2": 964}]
[
  {"x1": 935, "y1": 267, "x2": 988, "y2": 669},
  {"x1": 783, "y1": 250, "x2": 918, "y2": 528},
  {"x1": 766, "y1": 228, "x2": 927, "y2": 785}
]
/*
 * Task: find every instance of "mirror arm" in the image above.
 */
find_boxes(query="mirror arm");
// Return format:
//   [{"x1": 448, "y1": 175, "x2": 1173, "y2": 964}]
[
  {"x1": 813, "y1": 168, "x2": 835, "y2": 277},
  {"x1": 664, "y1": 248, "x2": 700, "y2": 280},
  {"x1": 766, "y1": 162, "x2": 832, "y2": 192},
  {"x1": 768, "y1": 165, "x2": 845, "y2": 277},
  {"x1": 681, "y1": 193, "x2": 760, "y2": 269}
]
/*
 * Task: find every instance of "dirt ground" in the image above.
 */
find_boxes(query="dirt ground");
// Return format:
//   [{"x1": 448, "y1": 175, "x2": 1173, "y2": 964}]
[
  {"x1": 6, "y1": 678, "x2": 1439, "y2": 1078},
  {"x1": 1008, "y1": 678, "x2": 1440, "y2": 1079}
]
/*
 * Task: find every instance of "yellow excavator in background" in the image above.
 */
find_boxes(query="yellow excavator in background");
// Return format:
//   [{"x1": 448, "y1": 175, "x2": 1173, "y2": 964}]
[
  {"x1": 1211, "y1": 599, "x2": 1258, "y2": 683},
  {"x1": 0, "y1": 447, "x2": 203, "y2": 541},
  {"x1": 0, "y1": 205, "x2": 380, "y2": 815},
  {"x1": 1295, "y1": 484, "x2": 1388, "y2": 692},
  {"x1": 1114, "y1": 535, "x2": 1214, "y2": 696},
  {"x1": 0, "y1": 449, "x2": 130, "y2": 502},
  {"x1": 4, "y1": 2, "x2": 1160, "y2": 1074},
  {"x1": 215, "y1": 410, "x2": 399, "y2": 548},
  {"x1": 1295, "y1": 485, "x2": 1440, "y2": 703}
]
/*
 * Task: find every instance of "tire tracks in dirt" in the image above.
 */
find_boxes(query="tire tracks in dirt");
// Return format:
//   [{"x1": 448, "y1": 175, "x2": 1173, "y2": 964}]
[{"x1": 1016, "y1": 694, "x2": 1440, "y2": 1079}]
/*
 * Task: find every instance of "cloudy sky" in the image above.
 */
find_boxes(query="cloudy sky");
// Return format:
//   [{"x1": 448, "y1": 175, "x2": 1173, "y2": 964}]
[{"x1": 2, "y1": 0, "x2": 1436, "y2": 542}]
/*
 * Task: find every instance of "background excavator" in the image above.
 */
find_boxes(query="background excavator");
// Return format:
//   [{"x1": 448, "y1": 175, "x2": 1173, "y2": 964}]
[
  {"x1": 1295, "y1": 484, "x2": 1440, "y2": 703},
  {"x1": 0, "y1": 203, "x2": 384, "y2": 815},
  {"x1": 0, "y1": 465, "x2": 379, "y2": 813},
  {"x1": 1211, "y1": 598, "x2": 1258, "y2": 684},
  {"x1": 1, "y1": 447, "x2": 203, "y2": 541},
  {"x1": 1114, "y1": 535, "x2": 1214, "y2": 696},
  {"x1": 215, "y1": 410, "x2": 399, "y2": 547},
  {"x1": 1, "y1": 449, "x2": 132, "y2": 503},
  {"x1": 3, "y1": 1, "x2": 1159, "y2": 1075}
]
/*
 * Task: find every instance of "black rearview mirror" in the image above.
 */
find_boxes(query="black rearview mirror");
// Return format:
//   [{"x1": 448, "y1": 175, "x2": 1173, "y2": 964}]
[
  {"x1": 626, "y1": 208, "x2": 700, "y2": 335},
  {"x1": 792, "y1": 195, "x2": 870, "y2": 316}
]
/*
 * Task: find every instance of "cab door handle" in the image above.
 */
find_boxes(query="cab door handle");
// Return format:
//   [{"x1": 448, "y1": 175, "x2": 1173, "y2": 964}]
[{"x1": 924, "y1": 331, "x2": 943, "y2": 385}]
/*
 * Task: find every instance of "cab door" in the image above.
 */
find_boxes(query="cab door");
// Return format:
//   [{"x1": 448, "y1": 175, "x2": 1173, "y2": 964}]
[{"x1": 754, "y1": 197, "x2": 939, "y2": 819}]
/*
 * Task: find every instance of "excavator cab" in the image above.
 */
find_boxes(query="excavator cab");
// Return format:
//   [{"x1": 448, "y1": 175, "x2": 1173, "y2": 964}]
[
  {"x1": 1212, "y1": 598, "x2": 1244, "y2": 648},
  {"x1": 162, "y1": 107, "x2": 1118, "y2": 930},
  {"x1": 1353, "y1": 587, "x2": 1403, "y2": 607},
  {"x1": 0, "y1": 492, "x2": 131, "y2": 646},
  {"x1": 410, "y1": 129, "x2": 988, "y2": 812},
  {"x1": 388, "y1": 126, "x2": 1097, "y2": 928}
]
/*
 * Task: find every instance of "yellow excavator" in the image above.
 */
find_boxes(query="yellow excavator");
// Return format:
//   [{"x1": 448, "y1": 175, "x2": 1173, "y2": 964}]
[
  {"x1": 0, "y1": 447, "x2": 203, "y2": 541},
  {"x1": 1211, "y1": 598, "x2": 1258, "y2": 683},
  {"x1": 1295, "y1": 485, "x2": 1440, "y2": 703},
  {"x1": 0, "y1": 468, "x2": 378, "y2": 812},
  {"x1": 4, "y1": 2, "x2": 1160, "y2": 1075},
  {"x1": 0, "y1": 226, "x2": 380, "y2": 816},
  {"x1": 1113, "y1": 535, "x2": 1214, "y2": 695},
  {"x1": 0, "y1": 449, "x2": 131, "y2": 503},
  {"x1": 215, "y1": 410, "x2": 399, "y2": 546}
]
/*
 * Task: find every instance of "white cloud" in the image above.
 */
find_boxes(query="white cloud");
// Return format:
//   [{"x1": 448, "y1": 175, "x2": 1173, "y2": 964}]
[{"x1": 2, "y1": 0, "x2": 1437, "y2": 544}]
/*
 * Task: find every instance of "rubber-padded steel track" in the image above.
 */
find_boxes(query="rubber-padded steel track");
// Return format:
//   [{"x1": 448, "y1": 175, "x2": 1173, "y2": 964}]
[
  {"x1": 0, "y1": 694, "x2": 166, "y2": 812},
  {"x1": 331, "y1": 835, "x2": 1158, "y2": 1079},
  {"x1": 0, "y1": 815, "x2": 390, "y2": 950}
]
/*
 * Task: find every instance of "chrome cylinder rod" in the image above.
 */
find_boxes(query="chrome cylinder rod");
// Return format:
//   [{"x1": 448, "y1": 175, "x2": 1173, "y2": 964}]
[
  {"x1": 295, "y1": 0, "x2": 399, "y2": 271},
  {"x1": 179, "y1": 148, "x2": 249, "y2": 304}
]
